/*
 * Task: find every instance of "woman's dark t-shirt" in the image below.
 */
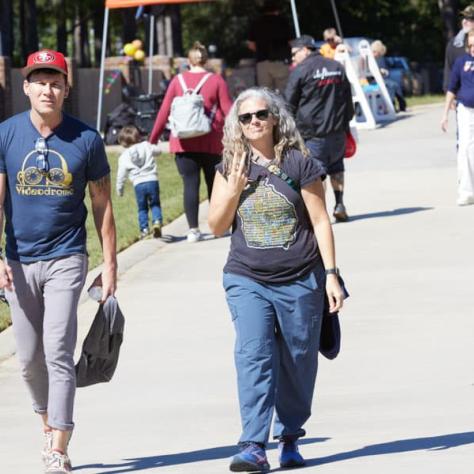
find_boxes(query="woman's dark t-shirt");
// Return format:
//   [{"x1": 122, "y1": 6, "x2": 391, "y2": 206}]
[{"x1": 219, "y1": 149, "x2": 325, "y2": 283}]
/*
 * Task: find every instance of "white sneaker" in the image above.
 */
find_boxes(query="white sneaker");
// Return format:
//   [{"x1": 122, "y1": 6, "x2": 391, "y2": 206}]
[
  {"x1": 457, "y1": 195, "x2": 474, "y2": 206},
  {"x1": 187, "y1": 228, "x2": 202, "y2": 243},
  {"x1": 41, "y1": 430, "x2": 53, "y2": 465},
  {"x1": 45, "y1": 450, "x2": 72, "y2": 473}
]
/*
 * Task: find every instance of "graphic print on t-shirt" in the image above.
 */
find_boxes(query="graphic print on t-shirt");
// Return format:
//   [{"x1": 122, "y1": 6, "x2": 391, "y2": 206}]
[
  {"x1": 16, "y1": 147, "x2": 74, "y2": 197},
  {"x1": 237, "y1": 178, "x2": 297, "y2": 250},
  {"x1": 464, "y1": 61, "x2": 474, "y2": 72}
]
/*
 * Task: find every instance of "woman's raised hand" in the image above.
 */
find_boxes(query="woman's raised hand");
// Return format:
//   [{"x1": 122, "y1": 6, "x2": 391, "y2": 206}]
[{"x1": 227, "y1": 151, "x2": 248, "y2": 197}]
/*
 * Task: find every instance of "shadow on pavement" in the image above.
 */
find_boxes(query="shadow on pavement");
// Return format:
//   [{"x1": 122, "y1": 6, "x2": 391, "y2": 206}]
[
  {"x1": 74, "y1": 437, "x2": 329, "y2": 473},
  {"x1": 347, "y1": 206, "x2": 433, "y2": 222},
  {"x1": 300, "y1": 431, "x2": 474, "y2": 468},
  {"x1": 376, "y1": 113, "x2": 414, "y2": 128}
]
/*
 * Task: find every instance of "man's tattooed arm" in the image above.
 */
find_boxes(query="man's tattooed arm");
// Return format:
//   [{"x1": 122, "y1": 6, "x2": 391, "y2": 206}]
[{"x1": 89, "y1": 174, "x2": 111, "y2": 198}]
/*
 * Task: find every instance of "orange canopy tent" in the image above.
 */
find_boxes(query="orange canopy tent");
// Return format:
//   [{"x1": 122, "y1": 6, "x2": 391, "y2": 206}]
[
  {"x1": 106, "y1": 0, "x2": 211, "y2": 7},
  {"x1": 97, "y1": 0, "x2": 214, "y2": 131}
]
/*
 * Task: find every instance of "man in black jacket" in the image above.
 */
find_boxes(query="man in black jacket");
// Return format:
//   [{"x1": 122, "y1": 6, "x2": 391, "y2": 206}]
[
  {"x1": 443, "y1": 5, "x2": 474, "y2": 92},
  {"x1": 285, "y1": 35, "x2": 354, "y2": 222}
]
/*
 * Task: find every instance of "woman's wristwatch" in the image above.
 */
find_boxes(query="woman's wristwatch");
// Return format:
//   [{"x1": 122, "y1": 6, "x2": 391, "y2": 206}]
[{"x1": 325, "y1": 267, "x2": 339, "y2": 276}]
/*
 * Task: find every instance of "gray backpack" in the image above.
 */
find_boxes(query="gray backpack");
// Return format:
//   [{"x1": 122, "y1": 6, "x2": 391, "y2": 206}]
[{"x1": 169, "y1": 73, "x2": 217, "y2": 139}]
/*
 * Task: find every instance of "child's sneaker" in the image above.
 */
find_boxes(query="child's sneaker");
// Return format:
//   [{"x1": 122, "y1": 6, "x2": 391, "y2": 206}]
[
  {"x1": 45, "y1": 450, "x2": 72, "y2": 473},
  {"x1": 140, "y1": 228, "x2": 149, "y2": 239},
  {"x1": 152, "y1": 221, "x2": 162, "y2": 238},
  {"x1": 187, "y1": 228, "x2": 202, "y2": 243},
  {"x1": 229, "y1": 442, "x2": 270, "y2": 472},
  {"x1": 278, "y1": 439, "x2": 305, "y2": 468}
]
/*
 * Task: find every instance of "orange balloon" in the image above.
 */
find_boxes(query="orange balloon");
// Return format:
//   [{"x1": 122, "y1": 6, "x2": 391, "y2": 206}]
[{"x1": 132, "y1": 39, "x2": 143, "y2": 50}]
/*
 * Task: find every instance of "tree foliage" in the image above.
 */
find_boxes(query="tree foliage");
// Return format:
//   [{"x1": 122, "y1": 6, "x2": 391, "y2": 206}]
[
  {"x1": 1, "y1": 0, "x2": 473, "y2": 67},
  {"x1": 180, "y1": 0, "x2": 471, "y2": 66}
]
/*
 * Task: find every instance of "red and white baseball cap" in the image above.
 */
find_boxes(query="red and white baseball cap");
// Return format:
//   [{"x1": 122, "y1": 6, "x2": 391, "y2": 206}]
[{"x1": 22, "y1": 49, "x2": 68, "y2": 78}]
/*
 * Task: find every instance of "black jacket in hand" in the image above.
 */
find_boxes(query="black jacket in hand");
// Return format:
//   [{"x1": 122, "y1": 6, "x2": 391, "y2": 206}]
[{"x1": 284, "y1": 52, "x2": 354, "y2": 139}]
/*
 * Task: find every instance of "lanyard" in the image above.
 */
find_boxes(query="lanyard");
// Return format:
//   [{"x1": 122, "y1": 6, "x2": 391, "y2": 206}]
[{"x1": 251, "y1": 154, "x2": 300, "y2": 193}]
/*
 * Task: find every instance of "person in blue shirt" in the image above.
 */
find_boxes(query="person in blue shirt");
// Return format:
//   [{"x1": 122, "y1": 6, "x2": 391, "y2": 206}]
[
  {"x1": 0, "y1": 50, "x2": 117, "y2": 473},
  {"x1": 441, "y1": 29, "x2": 474, "y2": 206}
]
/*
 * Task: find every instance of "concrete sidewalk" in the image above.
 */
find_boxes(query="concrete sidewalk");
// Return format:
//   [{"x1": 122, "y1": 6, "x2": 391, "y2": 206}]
[{"x1": 1, "y1": 104, "x2": 474, "y2": 473}]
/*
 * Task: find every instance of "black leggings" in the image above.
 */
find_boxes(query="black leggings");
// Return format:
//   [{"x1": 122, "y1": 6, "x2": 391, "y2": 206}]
[{"x1": 175, "y1": 152, "x2": 222, "y2": 229}]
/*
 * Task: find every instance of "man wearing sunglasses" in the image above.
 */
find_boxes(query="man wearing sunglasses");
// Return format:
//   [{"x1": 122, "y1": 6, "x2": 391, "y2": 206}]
[
  {"x1": 285, "y1": 35, "x2": 354, "y2": 222},
  {"x1": 0, "y1": 49, "x2": 117, "y2": 473}
]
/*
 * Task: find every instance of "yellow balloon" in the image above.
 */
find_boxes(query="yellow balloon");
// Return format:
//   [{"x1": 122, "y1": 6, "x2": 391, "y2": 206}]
[
  {"x1": 132, "y1": 39, "x2": 143, "y2": 50},
  {"x1": 124, "y1": 43, "x2": 137, "y2": 57},
  {"x1": 134, "y1": 49, "x2": 145, "y2": 61}
]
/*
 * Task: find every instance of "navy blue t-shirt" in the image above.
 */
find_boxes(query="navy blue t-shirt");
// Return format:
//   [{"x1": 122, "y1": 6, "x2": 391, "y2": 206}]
[
  {"x1": 448, "y1": 53, "x2": 474, "y2": 107},
  {"x1": 0, "y1": 112, "x2": 110, "y2": 262},
  {"x1": 219, "y1": 149, "x2": 325, "y2": 283}
]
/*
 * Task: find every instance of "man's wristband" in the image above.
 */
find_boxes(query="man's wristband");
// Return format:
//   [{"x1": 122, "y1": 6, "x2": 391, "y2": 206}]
[{"x1": 325, "y1": 267, "x2": 339, "y2": 276}]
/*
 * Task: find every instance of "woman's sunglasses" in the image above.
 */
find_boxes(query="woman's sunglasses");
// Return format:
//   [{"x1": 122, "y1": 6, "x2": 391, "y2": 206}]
[{"x1": 238, "y1": 109, "x2": 271, "y2": 125}]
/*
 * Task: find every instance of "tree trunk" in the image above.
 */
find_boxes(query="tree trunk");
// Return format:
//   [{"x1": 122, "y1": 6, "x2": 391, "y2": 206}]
[
  {"x1": 80, "y1": 3, "x2": 91, "y2": 67},
  {"x1": 438, "y1": 0, "x2": 460, "y2": 40},
  {"x1": 73, "y1": 2, "x2": 80, "y2": 64},
  {"x1": 92, "y1": 3, "x2": 104, "y2": 66},
  {"x1": 0, "y1": 0, "x2": 14, "y2": 57},
  {"x1": 73, "y1": 2, "x2": 91, "y2": 67},
  {"x1": 122, "y1": 9, "x2": 137, "y2": 43},
  {"x1": 56, "y1": 0, "x2": 67, "y2": 55},
  {"x1": 20, "y1": 0, "x2": 39, "y2": 62},
  {"x1": 170, "y1": 5, "x2": 183, "y2": 57}
]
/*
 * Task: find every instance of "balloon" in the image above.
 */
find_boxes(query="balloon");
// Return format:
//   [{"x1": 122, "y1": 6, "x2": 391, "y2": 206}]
[
  {"x1": 124, "y1": 43, "x2": 137, "y2": 57},
  {"x1": 132, "y1": 39, "x2": 143, "y2": 50},
  {"x1": 134, "y1": 49, "x2": 145, "y2": 62}
]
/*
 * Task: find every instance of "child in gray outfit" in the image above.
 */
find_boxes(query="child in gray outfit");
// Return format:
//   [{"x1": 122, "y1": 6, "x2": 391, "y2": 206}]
[{"x1": 116, "y1": 126, "x2": 162, "y2": 238}]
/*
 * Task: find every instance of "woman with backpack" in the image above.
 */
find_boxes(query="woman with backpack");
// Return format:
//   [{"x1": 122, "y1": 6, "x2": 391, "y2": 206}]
[{"x1": 149, "y1": 42, "x2": 233, "y2": 242}]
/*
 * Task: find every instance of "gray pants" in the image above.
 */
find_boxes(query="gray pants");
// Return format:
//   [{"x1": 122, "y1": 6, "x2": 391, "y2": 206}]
[{"x1": 6, "y1": 254, "x2": 88, "y2": 431}]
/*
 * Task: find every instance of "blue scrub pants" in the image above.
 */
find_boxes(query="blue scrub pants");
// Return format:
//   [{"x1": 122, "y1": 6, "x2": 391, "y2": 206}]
[{"x1": 223, "y1": 266, "x2": 325, "y2": 446}]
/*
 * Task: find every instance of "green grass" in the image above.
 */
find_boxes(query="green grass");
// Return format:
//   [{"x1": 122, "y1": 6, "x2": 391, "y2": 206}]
[
  {"x1": 0, "y1": 151, "x2": 207, "y2": 332},
  {"x1": 406, "y1": 94, "x2": 444, "y2": 108}
]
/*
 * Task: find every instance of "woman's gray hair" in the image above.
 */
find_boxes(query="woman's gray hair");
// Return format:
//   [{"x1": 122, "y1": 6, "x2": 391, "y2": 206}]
[{"x1": 222, "y1": 87, "x2": 308, "y2": 175}]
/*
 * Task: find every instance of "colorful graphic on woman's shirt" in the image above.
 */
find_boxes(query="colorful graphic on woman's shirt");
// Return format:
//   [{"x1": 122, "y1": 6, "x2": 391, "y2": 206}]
[{"x1": 238, "y1": 178, "x2": 297, "y2": 250}]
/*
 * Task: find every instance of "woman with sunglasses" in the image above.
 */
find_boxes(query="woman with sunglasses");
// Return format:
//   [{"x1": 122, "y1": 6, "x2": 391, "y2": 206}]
[{"x1": 208, "y1": 88, "x2": 345, "y2": 472}]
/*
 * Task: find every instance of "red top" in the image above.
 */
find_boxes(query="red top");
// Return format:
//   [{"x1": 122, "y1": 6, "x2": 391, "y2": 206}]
[{"x1": 149, "y1": 71, "x2": 233, "y2": 155}]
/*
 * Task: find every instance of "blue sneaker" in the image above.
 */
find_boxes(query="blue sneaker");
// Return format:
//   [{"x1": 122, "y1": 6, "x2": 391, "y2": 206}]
[
  {"x1": 279, "y1": 439, "x2": 305, "y2": 468},
  {"x1": 229, "y1": 442, "x2": 270, "y2": 472}
]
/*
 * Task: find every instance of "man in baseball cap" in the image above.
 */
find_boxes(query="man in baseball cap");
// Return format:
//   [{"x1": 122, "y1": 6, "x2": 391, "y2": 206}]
[
  {"x1": 0, "y1": 49, "x2": 117, "y2": 473},
  {"x1": 22, "y1": 49, "x2": 69, "y2": 78},
  {"x1": 285, "y1": 34, "x2": 354, "y2": 222},
  {"x1": 443, "y1": 5, "x2": 474, "y2": 91}
]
